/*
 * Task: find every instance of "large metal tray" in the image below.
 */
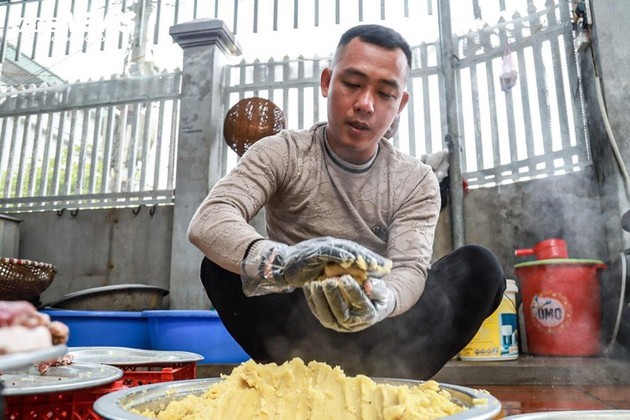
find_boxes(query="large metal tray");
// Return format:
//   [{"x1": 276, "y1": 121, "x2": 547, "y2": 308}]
[
  {"x1": 68, "y1": 346, "x2": 203, "y2": 366},
  {"x1": 0, "y1": 362, "x2": 123, "y2": 395},
  {"x1": 0, "y1": 344, "x2": 67, "y2": 371},
  {"x1": 45, "y1": 284, "x2": 169, "y2": 311},
  {"x1": 94, "y1": 377, "x2": 502, "y2": 420}
]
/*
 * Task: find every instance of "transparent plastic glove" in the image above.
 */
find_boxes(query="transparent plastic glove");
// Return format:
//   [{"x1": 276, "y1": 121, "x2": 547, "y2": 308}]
[
  {"x1": 241, "y1": 237, "x2": 392, "y2": 297},
  {"x1": 240, "y1": 240, "x2": 290, "y2": 296},
  {"x1": 303, "y1": 275, "x2": 395, "y2": 332}
]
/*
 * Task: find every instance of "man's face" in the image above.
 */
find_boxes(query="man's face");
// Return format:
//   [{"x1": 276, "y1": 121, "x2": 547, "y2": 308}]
[{"x1": 320, "y1": 37, "x2": 409, "y2": 164}]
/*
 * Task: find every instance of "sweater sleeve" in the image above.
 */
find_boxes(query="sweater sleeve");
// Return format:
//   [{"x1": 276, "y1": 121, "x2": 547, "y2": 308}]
[
  {"x1": 188, "y1": 133, "x2": 289, "y2": 274},
  {"x1": 383, "y1": 165, "x2": 441, "y2": 316}
]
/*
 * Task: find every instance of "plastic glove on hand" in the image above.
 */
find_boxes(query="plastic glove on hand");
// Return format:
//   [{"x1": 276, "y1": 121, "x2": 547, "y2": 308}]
[
  {"x1": 240, "y1": 240, "x2": 290, "y2": 296},
  {"x1": 282, "y1": 237, "x2": 392, "y2": 285},
  {"x1": 241, "y1": 237, "x2": 392, "y2": 297},
  {"x1": 303, "y1": 275, "x2": 395, "y2": 332}
]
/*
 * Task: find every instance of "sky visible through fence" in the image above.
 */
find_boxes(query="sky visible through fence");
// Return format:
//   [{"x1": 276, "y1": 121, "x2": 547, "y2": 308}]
[{"x1": 0, "y1": 1, "x2": 558, "y2": 84}]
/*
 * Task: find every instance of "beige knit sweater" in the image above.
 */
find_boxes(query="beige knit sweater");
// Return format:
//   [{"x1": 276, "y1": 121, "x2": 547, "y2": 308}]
[{"x1": 188, "y1": 122, "x2": 440, "y2": 316}]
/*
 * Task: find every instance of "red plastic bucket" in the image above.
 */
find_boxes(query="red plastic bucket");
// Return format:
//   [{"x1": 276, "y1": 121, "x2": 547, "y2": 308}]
[{"x1": 514, "y1": 259, "x2": 606, "y2": 356}]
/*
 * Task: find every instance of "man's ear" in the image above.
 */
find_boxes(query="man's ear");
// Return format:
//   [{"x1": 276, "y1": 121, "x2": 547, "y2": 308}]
[
  {"x1": 398, "y1": 91, "x2": 410, "y2": 113},
  {"x1": 320, "y1": 67, "x2": 332, "y2": 97}
]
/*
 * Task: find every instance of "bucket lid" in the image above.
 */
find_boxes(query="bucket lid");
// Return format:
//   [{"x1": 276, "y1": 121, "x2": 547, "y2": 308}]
[
  {"x1": 514, "y1": 258, "x2": 605, "y2": 269},
  {"x1": 506, "y1": 279, "x2": 518, "y2": 293}
]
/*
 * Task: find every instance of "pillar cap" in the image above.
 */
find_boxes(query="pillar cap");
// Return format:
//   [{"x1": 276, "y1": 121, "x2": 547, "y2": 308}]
[{"x1": 170, "y1": 19, "x2": 242, "y2": 56}]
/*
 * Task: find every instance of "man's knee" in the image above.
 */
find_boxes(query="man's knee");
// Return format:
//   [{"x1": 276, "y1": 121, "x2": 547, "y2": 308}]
[
  {"x1": 459, "y1": 245, "x2": 504, "y2": 281},
  {"x1": 472, "y1": 245, "x2": 506, "y2": 309},
  {"x1": 459, "y1": 244, "x2": 500, "y2": 269},
  {"x1": 455, "y1": 245, "x2": 506, "y2": 309}
]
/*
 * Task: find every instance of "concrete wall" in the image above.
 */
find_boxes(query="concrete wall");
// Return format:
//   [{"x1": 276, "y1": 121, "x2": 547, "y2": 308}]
[
  {"x1": 18, "y1": 206, "x2": 174, "y2": 306},
  {"x1": 589, "y1": 2, "x2": 630, "y2": 170},
  {"x1": 585, "y1": 1, "x2": 630, "y2": 253},
  {"x1": 0, "y1": 214, "x2": 20, "y2": 258},
  {"x1": 431, "y1": 167, "x2": 608, "y2": 274},
  {"x1": 466, "y1": 169, "x2": 608, "y2": 277}
]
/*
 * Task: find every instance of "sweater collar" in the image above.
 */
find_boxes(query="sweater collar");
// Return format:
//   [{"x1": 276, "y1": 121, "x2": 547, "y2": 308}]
[{"x1": 322, "y1": 126, "x2": 380, "y2": 174}]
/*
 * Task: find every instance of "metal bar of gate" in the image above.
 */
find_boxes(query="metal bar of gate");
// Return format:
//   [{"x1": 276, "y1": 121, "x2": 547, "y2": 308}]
[
  {"x1": 438, "y1": 0, "x2": 465, "y2": 247},
  {"x1": 77, "y1": 110, "x2": 90, "y2": 194}
]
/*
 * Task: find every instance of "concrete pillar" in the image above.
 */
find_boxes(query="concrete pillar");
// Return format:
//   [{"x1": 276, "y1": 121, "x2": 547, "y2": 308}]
[{"x1": 168, "y1": 19, "x2": 241, "y2": 309}]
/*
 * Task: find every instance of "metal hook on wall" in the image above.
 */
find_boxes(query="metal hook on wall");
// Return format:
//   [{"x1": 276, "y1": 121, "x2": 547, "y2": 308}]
[
  {"x1": 70, "y1": 208, "x2": 79, "y2": 217},
  {"x1": 149, "y1": 204, "x2": 157, "y2": 217},
  {"x1": 56, "y1": 208, "x2": 66, "y2": 217},
  {"x1": 132, "y1": 205, "x2": 143, "y2": 216}
]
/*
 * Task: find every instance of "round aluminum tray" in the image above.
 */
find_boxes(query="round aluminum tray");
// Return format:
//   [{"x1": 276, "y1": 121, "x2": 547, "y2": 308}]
[
  {"x1": 0, "y1": 344, "x2": 67, "y2": 371},
  {"x1": 504, "y1": 411, "x2": 630, "y2": 419},
  {"x1": 68, "y1": 346, "x2": 203, "y2": 366},
  {"x1": 1, "y1": 362, "x2": 123, "y2": 396},
  {"x1": 94, "y1": 377, "x2": 502, "y2": 420}
]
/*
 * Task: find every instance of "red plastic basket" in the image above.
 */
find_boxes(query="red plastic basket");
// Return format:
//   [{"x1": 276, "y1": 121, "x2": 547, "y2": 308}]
[
  {"x1": 4, "y1": 379, "x2": 126, "y2": 420},
  {"x1": 119, "y1": 362, "x2": 197, "y2": 387}
]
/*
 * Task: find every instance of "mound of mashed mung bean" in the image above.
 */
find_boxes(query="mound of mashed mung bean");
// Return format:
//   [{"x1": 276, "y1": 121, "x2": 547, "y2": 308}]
[{"x1": 140, "y1": 358, "x2": 469, "y2": 419}]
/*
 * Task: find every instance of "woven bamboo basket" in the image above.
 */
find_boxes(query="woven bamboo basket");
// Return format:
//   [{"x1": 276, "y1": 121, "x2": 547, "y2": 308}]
[
  {"x1": 0, "y1": 258, "x2": 57, "y2": 301},
  {"x1": 223, "y1": 97, "x2": 286, "y2": 157}
]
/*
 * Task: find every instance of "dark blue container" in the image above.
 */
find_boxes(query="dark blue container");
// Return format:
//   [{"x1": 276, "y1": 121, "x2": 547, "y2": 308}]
[
  {"x1": 40, "y1": 309, "x2": 151, "y2": 349},
  {"x1": 143, "y1": 310, "x2": 250, "y2": 364}
]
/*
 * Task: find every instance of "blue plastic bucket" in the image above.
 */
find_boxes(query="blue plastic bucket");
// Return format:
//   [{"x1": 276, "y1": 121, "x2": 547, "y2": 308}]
[
  {"x1": 40, "y1": 309, "x2": 151, "y2": 349},
  {"x1": 143, "y1": 310, "x2": 250, "y2": 364}
]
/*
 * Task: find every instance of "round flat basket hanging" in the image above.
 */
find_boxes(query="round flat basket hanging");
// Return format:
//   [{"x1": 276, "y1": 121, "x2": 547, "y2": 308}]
[{"x1": 223, "y1": 97, "x2": 286, "y2": 156}]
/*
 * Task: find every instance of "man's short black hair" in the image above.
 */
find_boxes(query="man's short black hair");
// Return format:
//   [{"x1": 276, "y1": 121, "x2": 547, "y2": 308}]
[{"x1": 334, "y1": 24, "x2": 412, "y2": 70}]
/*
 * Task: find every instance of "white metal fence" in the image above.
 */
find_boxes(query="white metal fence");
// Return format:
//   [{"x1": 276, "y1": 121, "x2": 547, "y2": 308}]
[
  {"x1": 455, "y1": 3, "x2": 588, "y2": 186},
  {"x1": 0, "y1": 71, "x2": 180, "y2": 212},
  {"x1": 223, "y1": 1, "x2": 588, "y2": 186},
  {"x1": 0, "y1": 0, "x2": 589, "y2": 212}
]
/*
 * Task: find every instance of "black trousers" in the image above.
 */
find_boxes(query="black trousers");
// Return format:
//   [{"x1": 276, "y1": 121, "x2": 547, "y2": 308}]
[{"x1": 201, "y1": 244, "x2": 506, "y2": 379}]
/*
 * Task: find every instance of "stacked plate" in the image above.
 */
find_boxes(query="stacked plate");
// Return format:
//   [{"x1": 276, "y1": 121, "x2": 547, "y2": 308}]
[
  {"x1": 1, "y1": 360, "x2": 122, "y2": 397},
  {"x1": 68, "y1": 346, "x2": 203, "y2": 366},
  {"x1": 0, "y1": 344, "x2": 67, "y2": 371}
]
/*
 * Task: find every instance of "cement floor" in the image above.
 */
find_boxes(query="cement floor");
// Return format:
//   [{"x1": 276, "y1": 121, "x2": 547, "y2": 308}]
[
  {"x1": 484, "y1": 384, "x2": 630, "y2": 418},
  {"x1": 433, "y1": 355, "x2": 630, "y2": 386}
]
